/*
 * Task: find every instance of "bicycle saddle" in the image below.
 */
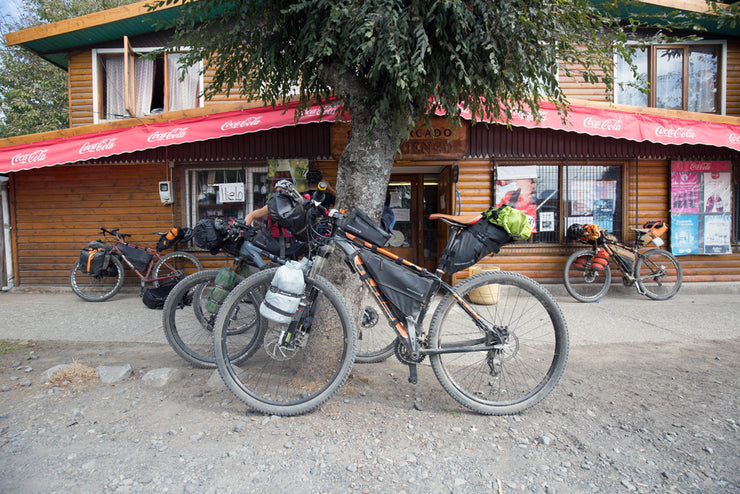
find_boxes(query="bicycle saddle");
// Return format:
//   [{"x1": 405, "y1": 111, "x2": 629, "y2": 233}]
[{"x1": 430, "y1": 212, "x2": 482, "y2": 226}]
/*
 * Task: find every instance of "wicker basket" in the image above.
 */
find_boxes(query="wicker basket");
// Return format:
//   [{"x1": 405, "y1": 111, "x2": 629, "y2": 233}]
[{"x1": 467, "y1": 265, "x2": 501, "y2": 305}]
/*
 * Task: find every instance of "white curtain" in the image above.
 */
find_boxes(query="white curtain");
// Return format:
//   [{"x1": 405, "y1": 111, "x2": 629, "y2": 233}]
[
  {"x1": 105, "y1": 56, "x2": 125, "y2": 119},
  {"x1": 134, "y1": 57, "x2": 155, "y2": 116},
  {"x1": 168, "y1": 53, "x2": 200, "y2": 111},
  {"x1": 615, "y1": 49, "x2": 648, "y2": 107},
  {"x1": 688, "y1": 48, "x2": 718, "y2": 113}
]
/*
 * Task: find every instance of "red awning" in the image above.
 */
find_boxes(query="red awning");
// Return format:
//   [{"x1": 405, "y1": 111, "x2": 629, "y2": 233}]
[
  {"x1": 0, "y1": 101, "x2": 344, "y2": 173},
  {"x1": 1, "y1": 100, "x2": 738, "y2": 174},
  {"x1": 450, "y1": 101, "x2": 740, "y2": 152}
]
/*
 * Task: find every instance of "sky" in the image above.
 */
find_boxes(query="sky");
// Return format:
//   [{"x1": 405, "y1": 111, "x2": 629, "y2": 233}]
[{"x1": 0, "y1": 0, "x2": 20, "y2": 23}]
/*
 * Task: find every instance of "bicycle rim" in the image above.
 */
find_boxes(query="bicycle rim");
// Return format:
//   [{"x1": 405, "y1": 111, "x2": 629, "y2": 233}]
[
  {"x1": 563, "y1": 250, "x2": 611, "y2": 303},
  {"x1": 429, "y1": 271, "x2": 569, "y2": 415},
  {"x1": 355, "y1": 291, "x2": 396, "y2": 364},
  {"x1": 163, "y1": 270, "x2": 228, "y2": 368},
  {"x1": 635, "y1": 249, "x2": 683, "y2": 300},
  {"x1": 214, "y1": 269, "x2": 357, "y2": 416},
  {"x1": 69, "y1": 257, "x2": 124, "y2": 302},
  {"x1": 153, "y1": 252, "x2": 202, "y2": 286}
]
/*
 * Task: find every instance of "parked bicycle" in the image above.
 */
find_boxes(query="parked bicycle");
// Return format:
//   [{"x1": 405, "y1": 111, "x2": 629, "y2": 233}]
[
  {"x1": 163, "y1": 212, "x2": 397, "y2": 368},
  {"x1": 563, "y1": 221, "x2": 682, "y2": 303},
  {"x1": 211, "y1": 187, "x2": 569, "y2": 417},
  {"x1": 70, "y1": 226, "x2": 202, "y2": 302}
]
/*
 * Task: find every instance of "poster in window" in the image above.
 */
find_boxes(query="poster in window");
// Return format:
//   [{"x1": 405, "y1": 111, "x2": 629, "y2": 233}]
[
  {"x1": 671, "y1": 215, "x2": 699, "y2": 255},
  {"x1": 704, "y1": 215, "x2": 731, "y2": 254},
  {"x1": 495, "y1": 166, "x2": 537, "y2": 233},
  {"x1": 670, "y1": 161, "x2": 732, "y2": 256}
]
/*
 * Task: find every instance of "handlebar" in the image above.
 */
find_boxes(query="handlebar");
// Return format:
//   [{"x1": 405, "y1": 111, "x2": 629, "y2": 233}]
[{"x1": 99, "y1": 226, "x2": 130, "y2": 241}]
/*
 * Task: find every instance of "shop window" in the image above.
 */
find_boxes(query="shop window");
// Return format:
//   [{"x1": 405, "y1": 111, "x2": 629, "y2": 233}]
[
  {"x1": 564, "y1": 165, "x2": 623, "y2": 240},
  {"x1": 615, "y1": 43, "x2": 723, "y2": 114},
  {"x1": 94, "y1": 39, "x2": 201, "y2": 122},
  {"x1": 494, "y1": 165, "x2": 559, "y2": 244},
  {"x1": 188, "y1": 167, "x2": 270, "y2": 224},
  {"x1": 495, "y1": 163, "x2": 623, "y2": 244}
]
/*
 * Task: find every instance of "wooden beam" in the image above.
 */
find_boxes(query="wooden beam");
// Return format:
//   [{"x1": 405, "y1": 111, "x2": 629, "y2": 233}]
[
  {"x1": 5, "y1": 1, "x2": 182, "y2": 47},
  {"x1": 567, "y1": 98, "x2": 740, "y2": 126}
]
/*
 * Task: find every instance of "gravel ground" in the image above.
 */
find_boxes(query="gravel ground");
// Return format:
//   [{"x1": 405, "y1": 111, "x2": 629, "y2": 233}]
[
  {"x1": 0, "y1": 336, "x2": 738, "y2": 494},
  {"x1": 0, "y1": 286, "x2": 738, "y2": 493}
]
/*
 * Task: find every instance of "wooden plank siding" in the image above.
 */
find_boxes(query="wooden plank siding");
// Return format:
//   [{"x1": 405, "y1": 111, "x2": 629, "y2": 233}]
[
  {"x1": 68, "y1": 51, "x2": 94, "y2": 128},
  {"x1": 727, "y1": 41, "x2": 740, "y2": 117},
  {"x1": 9, "y1": 163, "x2": 185, "y2": 286}
]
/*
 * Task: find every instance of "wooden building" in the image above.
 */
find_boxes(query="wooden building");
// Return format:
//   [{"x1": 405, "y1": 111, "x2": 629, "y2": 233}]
[{"x1": 1, "y1": 0, "x2": 739, "y2": 290}]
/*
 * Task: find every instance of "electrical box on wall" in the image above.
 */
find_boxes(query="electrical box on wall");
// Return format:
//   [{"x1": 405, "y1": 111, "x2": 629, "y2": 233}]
[{"x1": 159, "y1": 181, "x2": 173, "y2": 205}]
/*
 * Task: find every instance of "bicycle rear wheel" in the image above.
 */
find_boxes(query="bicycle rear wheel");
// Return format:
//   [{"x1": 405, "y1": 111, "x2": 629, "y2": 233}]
[
  {"x1": 153, "y1": 251, "x2": 202, "y2": 286},
  {"x1": 214, "y1": 268, "x2": 357, "y2": 416},
  {"x1": 563, "y1": 249, "x2": 612, "y2": 303},
  {"x1": 69, "y1": 256, "x2": 125, "y2": 302},
  {"x1": 429, "y1": 271, "x2": 569, "y2": 415},
  {"x1": 355, "y1": 291, "x2": 396, "y2": 364},
  {"x1": 635, "y1": 249, "x2": 682, "y2": 300}
]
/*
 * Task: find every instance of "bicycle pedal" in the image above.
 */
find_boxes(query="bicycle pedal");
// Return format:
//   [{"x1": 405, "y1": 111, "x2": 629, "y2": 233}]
[{"x1": 407, "y1": 364, "x2": 418, "y2": 385}]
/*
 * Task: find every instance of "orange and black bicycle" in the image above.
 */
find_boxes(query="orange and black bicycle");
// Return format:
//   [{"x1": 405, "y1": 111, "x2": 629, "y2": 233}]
[{"x1": 211, "y1": 188, "x2": 569, "y2": 417}]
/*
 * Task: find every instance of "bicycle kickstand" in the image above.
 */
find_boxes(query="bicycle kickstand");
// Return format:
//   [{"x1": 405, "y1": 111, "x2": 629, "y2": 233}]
[{"x1": 406, "y1": 317, "x2": 419, "y2": 384}]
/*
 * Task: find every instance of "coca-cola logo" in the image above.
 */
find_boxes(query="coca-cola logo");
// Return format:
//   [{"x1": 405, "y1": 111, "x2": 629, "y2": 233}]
[
  {"x1": 688, "y1": 163, "x2": 712, "y2": 171},
  {"x1": 730, "y1": 133, "x2": 740, "y2": 145},
  {"x1": 655, "y1": 126, "x2": 695, "y2": 140},
  {"x1": 11, "y1": 149, "x2": 48, "y2": 166},
  {"x1": 79, "y1": 138, "x2": 117, "y2": 155},
  {"x1": 221, "y1": 116, "x2": 263, "y2": 131},
  {"x1": 147, "y1": 127, "x2": 188, "y2": 143},
  {"x1": 582, "y1": 117, "x2": 623, "y2": 131}
]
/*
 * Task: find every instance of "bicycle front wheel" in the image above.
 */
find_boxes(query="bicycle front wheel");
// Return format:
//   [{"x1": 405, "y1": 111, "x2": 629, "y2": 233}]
[
  {"x1": 162, "y1": 269, "x2": 257, "y2": 368},
  {"x1": 563, "y1": 249, "x2": 612, "y2": 303},
  {"x1": 152, "y1": 251, "x2": 202, "y2": 286},
  {"x1": 69, "y1": 256, "x2": 125, "y2": 302},
  {"x1": 635, "y1": 249, "x2": 683, "y2": 300},
  {"x1": 214, "y1": 268, "x2": 357, "y2": 416},
  {"x1": 429, "y1": 271, "x2": 569, "y2": 415}
]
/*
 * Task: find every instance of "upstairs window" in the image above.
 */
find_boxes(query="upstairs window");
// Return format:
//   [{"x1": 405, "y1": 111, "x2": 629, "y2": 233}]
[
  {"x1": 615, "y1": 43, "x2": 723, "y2": 114},
  {"x1": 94, "y1": 38, "x2": 202, "y2": 122}
]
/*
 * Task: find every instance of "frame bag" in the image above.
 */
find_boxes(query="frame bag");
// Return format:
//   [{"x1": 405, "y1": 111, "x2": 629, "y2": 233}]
[
  {"x1": 117, "y1": 244, "x2": 153, "y2": 273},
  {"x1": 359, "y1": 251, "x2": 436, "y2": 322}
]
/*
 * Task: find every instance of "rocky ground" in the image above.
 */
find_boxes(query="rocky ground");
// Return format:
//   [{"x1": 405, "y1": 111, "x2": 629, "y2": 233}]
[{"x1": 0, "y1": 336, "x2": 738, "y2": 493}]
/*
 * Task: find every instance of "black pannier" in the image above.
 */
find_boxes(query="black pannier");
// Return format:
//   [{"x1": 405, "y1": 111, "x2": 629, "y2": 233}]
[
  {"x1": 193, "y1": 218, "x2": 229, "y2": 254},
  {"x1": 439, "y1": 218, "x2": 512, "y2": 275},
  {"x1": 340, "y1": 208, "x2": 392, "y2": 246},
  {"x1": 142, "y1": 283, "x2": 178, "y2": 309},
  {"x1": 79, "y1": 241, "x2": 111, "y2": 276},
  {"x1": 359, "y1": 251, "x2": 436, "y2": 322},
  {"x1": 117, "y1": 243, "x2": 153, "y2": 273}
]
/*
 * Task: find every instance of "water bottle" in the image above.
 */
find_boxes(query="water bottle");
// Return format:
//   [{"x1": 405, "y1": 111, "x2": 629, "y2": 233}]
[{"x1": 260, "y1": 260, "x2": 306, "y2": 324}]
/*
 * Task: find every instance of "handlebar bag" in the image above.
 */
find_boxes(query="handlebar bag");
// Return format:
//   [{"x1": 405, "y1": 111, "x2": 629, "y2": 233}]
[
  {"x1": 117, "y1": 244, "x2": 153, "y2": 273},
  {"x1": 438, "y1": 218, "x2": 512, "y2": 276},
  {"x1": 193, "y1": 218, "x2": 229, "y2": 254},
  {"x1": 358, "y1": 250, "x2": 436, "y2": 322}
]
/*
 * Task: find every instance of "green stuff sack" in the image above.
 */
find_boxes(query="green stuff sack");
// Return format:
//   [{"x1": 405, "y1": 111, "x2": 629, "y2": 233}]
[
  {"x1": 482, "y1": 205, "x2": 534, "y2": 240},
  {"x1": 205, "y1": 267, "x2": 238, "y2": 314}
]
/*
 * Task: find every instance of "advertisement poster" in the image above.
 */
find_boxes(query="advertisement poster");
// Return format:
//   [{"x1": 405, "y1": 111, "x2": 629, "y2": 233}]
[
  {"x1": 671, "y1": 215, "x2": 699, "y2": 255},
  {"x1": 565, "y1": 180, "x2": 616, "y2": 232},
  {"x1": 671, "y1": 161, "x2": 732, "y2": 256},
  {"x1": 495, "y1": 166, "x2": 537, "y2": 233},
  {"x1": 704, "y1": 215, "x2": 732, "y2": 254}
]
